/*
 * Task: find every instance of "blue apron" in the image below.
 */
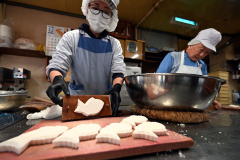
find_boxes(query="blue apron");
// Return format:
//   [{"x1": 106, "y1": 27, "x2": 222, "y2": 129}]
[{"x1": 69, "y1": 31, "x2": 113, "y2": 95}]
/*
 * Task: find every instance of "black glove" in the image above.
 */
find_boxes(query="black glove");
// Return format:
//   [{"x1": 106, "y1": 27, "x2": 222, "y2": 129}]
[
  {"x1": 104, "y1": 83, "x2": 122, "y2": 116},
  {"x1": 46, "y1": 76, "x2": 70, "y2": 106}
]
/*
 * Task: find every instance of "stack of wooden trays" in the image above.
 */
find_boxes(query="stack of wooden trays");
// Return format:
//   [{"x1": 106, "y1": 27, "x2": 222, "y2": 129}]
[{"x1": 208, "y1": 71, "x2": 230, "y2": 105}]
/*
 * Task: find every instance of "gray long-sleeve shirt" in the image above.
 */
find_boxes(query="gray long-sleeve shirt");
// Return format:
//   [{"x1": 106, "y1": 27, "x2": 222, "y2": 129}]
[{"x1": 46, "y1": 29, "x2": 125, "y2": 79}]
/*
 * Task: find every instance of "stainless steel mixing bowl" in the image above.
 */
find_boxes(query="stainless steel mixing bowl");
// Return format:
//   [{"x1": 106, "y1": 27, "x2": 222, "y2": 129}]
[
  {"x1": 125, "y1": 73, "x2": 226, "y2": 111},
  {"x1": 0, "y1": 90, "x2": 28, "y2": 111}
]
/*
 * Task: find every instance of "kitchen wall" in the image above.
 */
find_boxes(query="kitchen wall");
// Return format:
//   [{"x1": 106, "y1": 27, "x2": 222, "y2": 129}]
[
  {"x1": 0, "y1": 3, "x2": 6, "y2": 23},
  {"x1": 137, "y1": 28, "x2": 178, "y2": 51},
  {"x1": 6, "y1": 5, "x2": 88, "y2": 44},
  {"x1": 0, "y1": 5, "x2": 88, "y2": 100},
  {"x1": 0, "y1": 54, "x2": 50, "y2": 99},
  {"x1": 177, "y1": 39, "x2": 189, "y2": 51}
]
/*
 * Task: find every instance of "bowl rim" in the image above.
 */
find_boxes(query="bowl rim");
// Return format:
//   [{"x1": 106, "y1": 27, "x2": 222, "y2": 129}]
[
  {"x1": 124, "y1": 73, "x2": 226, "y2": 84},
  {"x1": 0, "y1": 90, "x2": 28, "y2": 96}
]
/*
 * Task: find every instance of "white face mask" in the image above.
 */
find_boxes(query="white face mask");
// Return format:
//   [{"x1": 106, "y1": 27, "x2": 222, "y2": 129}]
[{"x1": 86, "y1": 9, "x2": 111, "y2": 33}]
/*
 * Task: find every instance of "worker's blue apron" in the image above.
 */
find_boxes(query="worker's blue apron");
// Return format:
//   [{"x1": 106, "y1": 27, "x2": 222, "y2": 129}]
[{"x1": 69, "y1": 32, "x2": 113, "y2": 95}]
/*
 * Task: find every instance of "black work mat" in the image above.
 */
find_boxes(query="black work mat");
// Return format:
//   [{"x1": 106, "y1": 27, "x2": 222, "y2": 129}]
[{"x1": 0, "y1": 112, "x2": 26, "y2": 131}]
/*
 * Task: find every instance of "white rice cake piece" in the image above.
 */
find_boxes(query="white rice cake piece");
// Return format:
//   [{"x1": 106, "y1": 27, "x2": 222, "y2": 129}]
[
  {"x1": 77, "y1": 124, "x2": 101, "y2": 139},
  {"x1": 102, "y1": 123, "x2": 132, "y2": 138},
  {"x1": 151, "y1": 84, "x2": 159, "y2": 90},
  {"x1": 133, "y1": 129, "x2": 158, "y2": 141},
  {"x1": 79, "y1": 130, "x2": 98, "y2": 141},
  {"x1": 0, "y1": 136, "x2": 31, "y2": 155},
  {"x1": 52, "y1": 126, "x2": 80, "y2": 149},
  {"x1": 74, "y1": 124, "x2": 88, "y2": 131},
  {"x1": 53, "y1": 123, "x2": 102, "y2": 149},
  {"x1": 52, "y1": 132, "x2": 79, "y2": 149},
  {"x1": 86, "y1": 124, "x2": 101, "y2": 132},
  {"x1": 74, "y1": 99, "x2": 86, "y2": 113},
  {"x1": 0, "y1": 126, "x2": 51, "y2": 154},
  {"x1": 152, "y1": 89, "x2": 159, "y2": 95},
  {"x1": 143, "y1": 83, "x2": 148, "y2": 90},
  {"x1": 74, "y1": 98, "x2": 104, "y2": 116},
  {"x1": 135, "y1": 122, "x2": 167, "y2": 136},
  {"x1": 125, "y1": 115, "x2": 148, "y2": 125},
  {"x1": 96, "y1": 131, "x2": 120, "y2": 145},
  {"x1": 120, "y1": 118, "x2": 136, "y2": 128},
  {"x1": 158, "y1": 87, "x2": 165, "y2": 92},
  {"x1": 229, "y1": 105, "x2": 239, "y2": 108},
  {"x1": 84, "y1": 98, "x2": 104, "y2": 116},
  {"x1": 84, "y1": 97, "x2": 94, "y2": 106},
  {"x1": 77, "y1": 124, "x2": 101, "y2": 141},
  {"x1": 30, "y1": 126, "x2": 68, "y2": 145}
]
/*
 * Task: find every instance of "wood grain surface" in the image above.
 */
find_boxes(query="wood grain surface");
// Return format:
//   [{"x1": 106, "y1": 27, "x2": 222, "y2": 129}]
[
  {"x1": 62, "y1": 95, "x2": 112, "y2": 121},
  {"x1": 0, "y1": 117, "x2": 194, "y2": 160}
]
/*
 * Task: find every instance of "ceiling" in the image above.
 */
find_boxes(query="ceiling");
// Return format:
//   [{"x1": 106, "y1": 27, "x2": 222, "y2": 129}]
[{"x1": 6, "y1": 0, "x2": 240, "y2": 37}]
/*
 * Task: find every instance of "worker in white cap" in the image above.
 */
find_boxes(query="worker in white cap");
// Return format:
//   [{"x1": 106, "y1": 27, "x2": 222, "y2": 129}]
[
  {"x1": 46, "y1": 0, "x2": 125, "y2": 116},
  {"x1": 156, "y1": 28, "x2": 222, "y2": 109}
]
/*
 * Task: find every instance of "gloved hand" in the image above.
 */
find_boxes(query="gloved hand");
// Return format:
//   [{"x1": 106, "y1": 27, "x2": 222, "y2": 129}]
[
  {"x1": 104, "y1": 83, "x2": 122, "y2": 116},
  {"x1": 46, "y1": 76, "x2": 70, "y2": 106}
]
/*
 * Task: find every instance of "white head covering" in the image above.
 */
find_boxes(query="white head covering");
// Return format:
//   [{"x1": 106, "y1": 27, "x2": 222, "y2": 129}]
[
  {"x1": 188, "y1": 28, "x2": 222, "y2": 52},
  {"x1": 81, "y1": 0, "x2": 119, "y2": 32}
]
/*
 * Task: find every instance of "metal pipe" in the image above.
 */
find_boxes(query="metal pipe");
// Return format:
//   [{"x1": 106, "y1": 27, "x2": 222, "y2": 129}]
[
  {"x1": 135, "y1": 0, "x2": 163, "y2": 40},
  {"x1": 217, "y1": 34, "x2": 240, "y2": 53}
]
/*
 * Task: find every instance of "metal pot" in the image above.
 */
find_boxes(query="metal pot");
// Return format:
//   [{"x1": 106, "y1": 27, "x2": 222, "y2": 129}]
[
  {"x1": 124, "y1": 73, "x2": 226, "y2": 112},
  {"x1": 0, "y1": 90, "x2": 28, "y2": 111}
]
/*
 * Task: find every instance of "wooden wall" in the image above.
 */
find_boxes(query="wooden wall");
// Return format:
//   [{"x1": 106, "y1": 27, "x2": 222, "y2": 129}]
[
  {"x1": 0, "y1": 5, "x2": 87, "y2": 100},
  {"x1": 6, "y1": 5, "x2": 87, "y2": 44},
  {"x1": 177, "y1": 39, "x2": 188, "y2": 51}
]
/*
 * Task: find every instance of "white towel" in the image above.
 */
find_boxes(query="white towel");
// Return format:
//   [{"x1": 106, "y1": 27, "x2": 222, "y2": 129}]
[{"x1": 27, "y1": 105, "x2": 62, "y2": 120}]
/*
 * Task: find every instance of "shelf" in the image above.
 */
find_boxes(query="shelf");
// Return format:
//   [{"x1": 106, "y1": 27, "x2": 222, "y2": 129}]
[
  {"x1": 227, "y1": 59, "x2": 240, "y2": 62},
  {"x1": 109, "y1": 33, "x2": 131, "y2": 39},
  {"x1": 145, "y1": 51, "x2": 168, "y2": 57},
  {"x1": 145, "y1": 55, "x2": 164, "y2": 59},
  {"x1": 145, "y1": 51, "x2": 165, "y2": 62},
  {"x1": 0, "y1": 47, "x2": 46, "y2": 58},
  {"x1": 143, "y1": 60, "x2": 161, "y2": 63},
  {"x1": 124, "y1": 57, "x2": 162, "y2": 63},
  {"x1": 124, "y1": 58, "x2": 143, "y2": 63},
  {"x1": 146, "y1": 50, "x2": 170, "y2": 54},
  {"x1": 145, "y1": 51, "x2": 158, "y2": 54}
]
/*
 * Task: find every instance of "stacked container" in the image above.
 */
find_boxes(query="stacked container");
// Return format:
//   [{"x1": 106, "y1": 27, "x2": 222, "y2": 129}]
[{"x1": 0, "y1": 18, "x2": 14, "y2": 47}]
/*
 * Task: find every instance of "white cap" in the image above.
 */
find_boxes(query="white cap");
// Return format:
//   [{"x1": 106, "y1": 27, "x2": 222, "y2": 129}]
[
  {"x1": 81, "y1": 0, "x2": 119, "y2": 32},
  {"x1": 188, "y1": 28, "x2": 222, "y2": 52}
]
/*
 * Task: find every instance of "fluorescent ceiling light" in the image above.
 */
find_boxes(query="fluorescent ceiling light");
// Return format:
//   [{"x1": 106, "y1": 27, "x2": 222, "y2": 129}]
[
  {"x1": 175, "y1": 17, "x2": 198, "y2": 26},
  {"x1": 170, "y1": 17, "x2": 199, "y2": 30}
]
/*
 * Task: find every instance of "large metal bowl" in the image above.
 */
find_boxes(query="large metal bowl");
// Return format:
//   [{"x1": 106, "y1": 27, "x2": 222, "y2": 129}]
[
  {"x1": 0, "y1": 90, "x2": 28, "y2": 111},
  {"x1": 125, "y1": 73, "x2": 226, "y2": 112}
]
